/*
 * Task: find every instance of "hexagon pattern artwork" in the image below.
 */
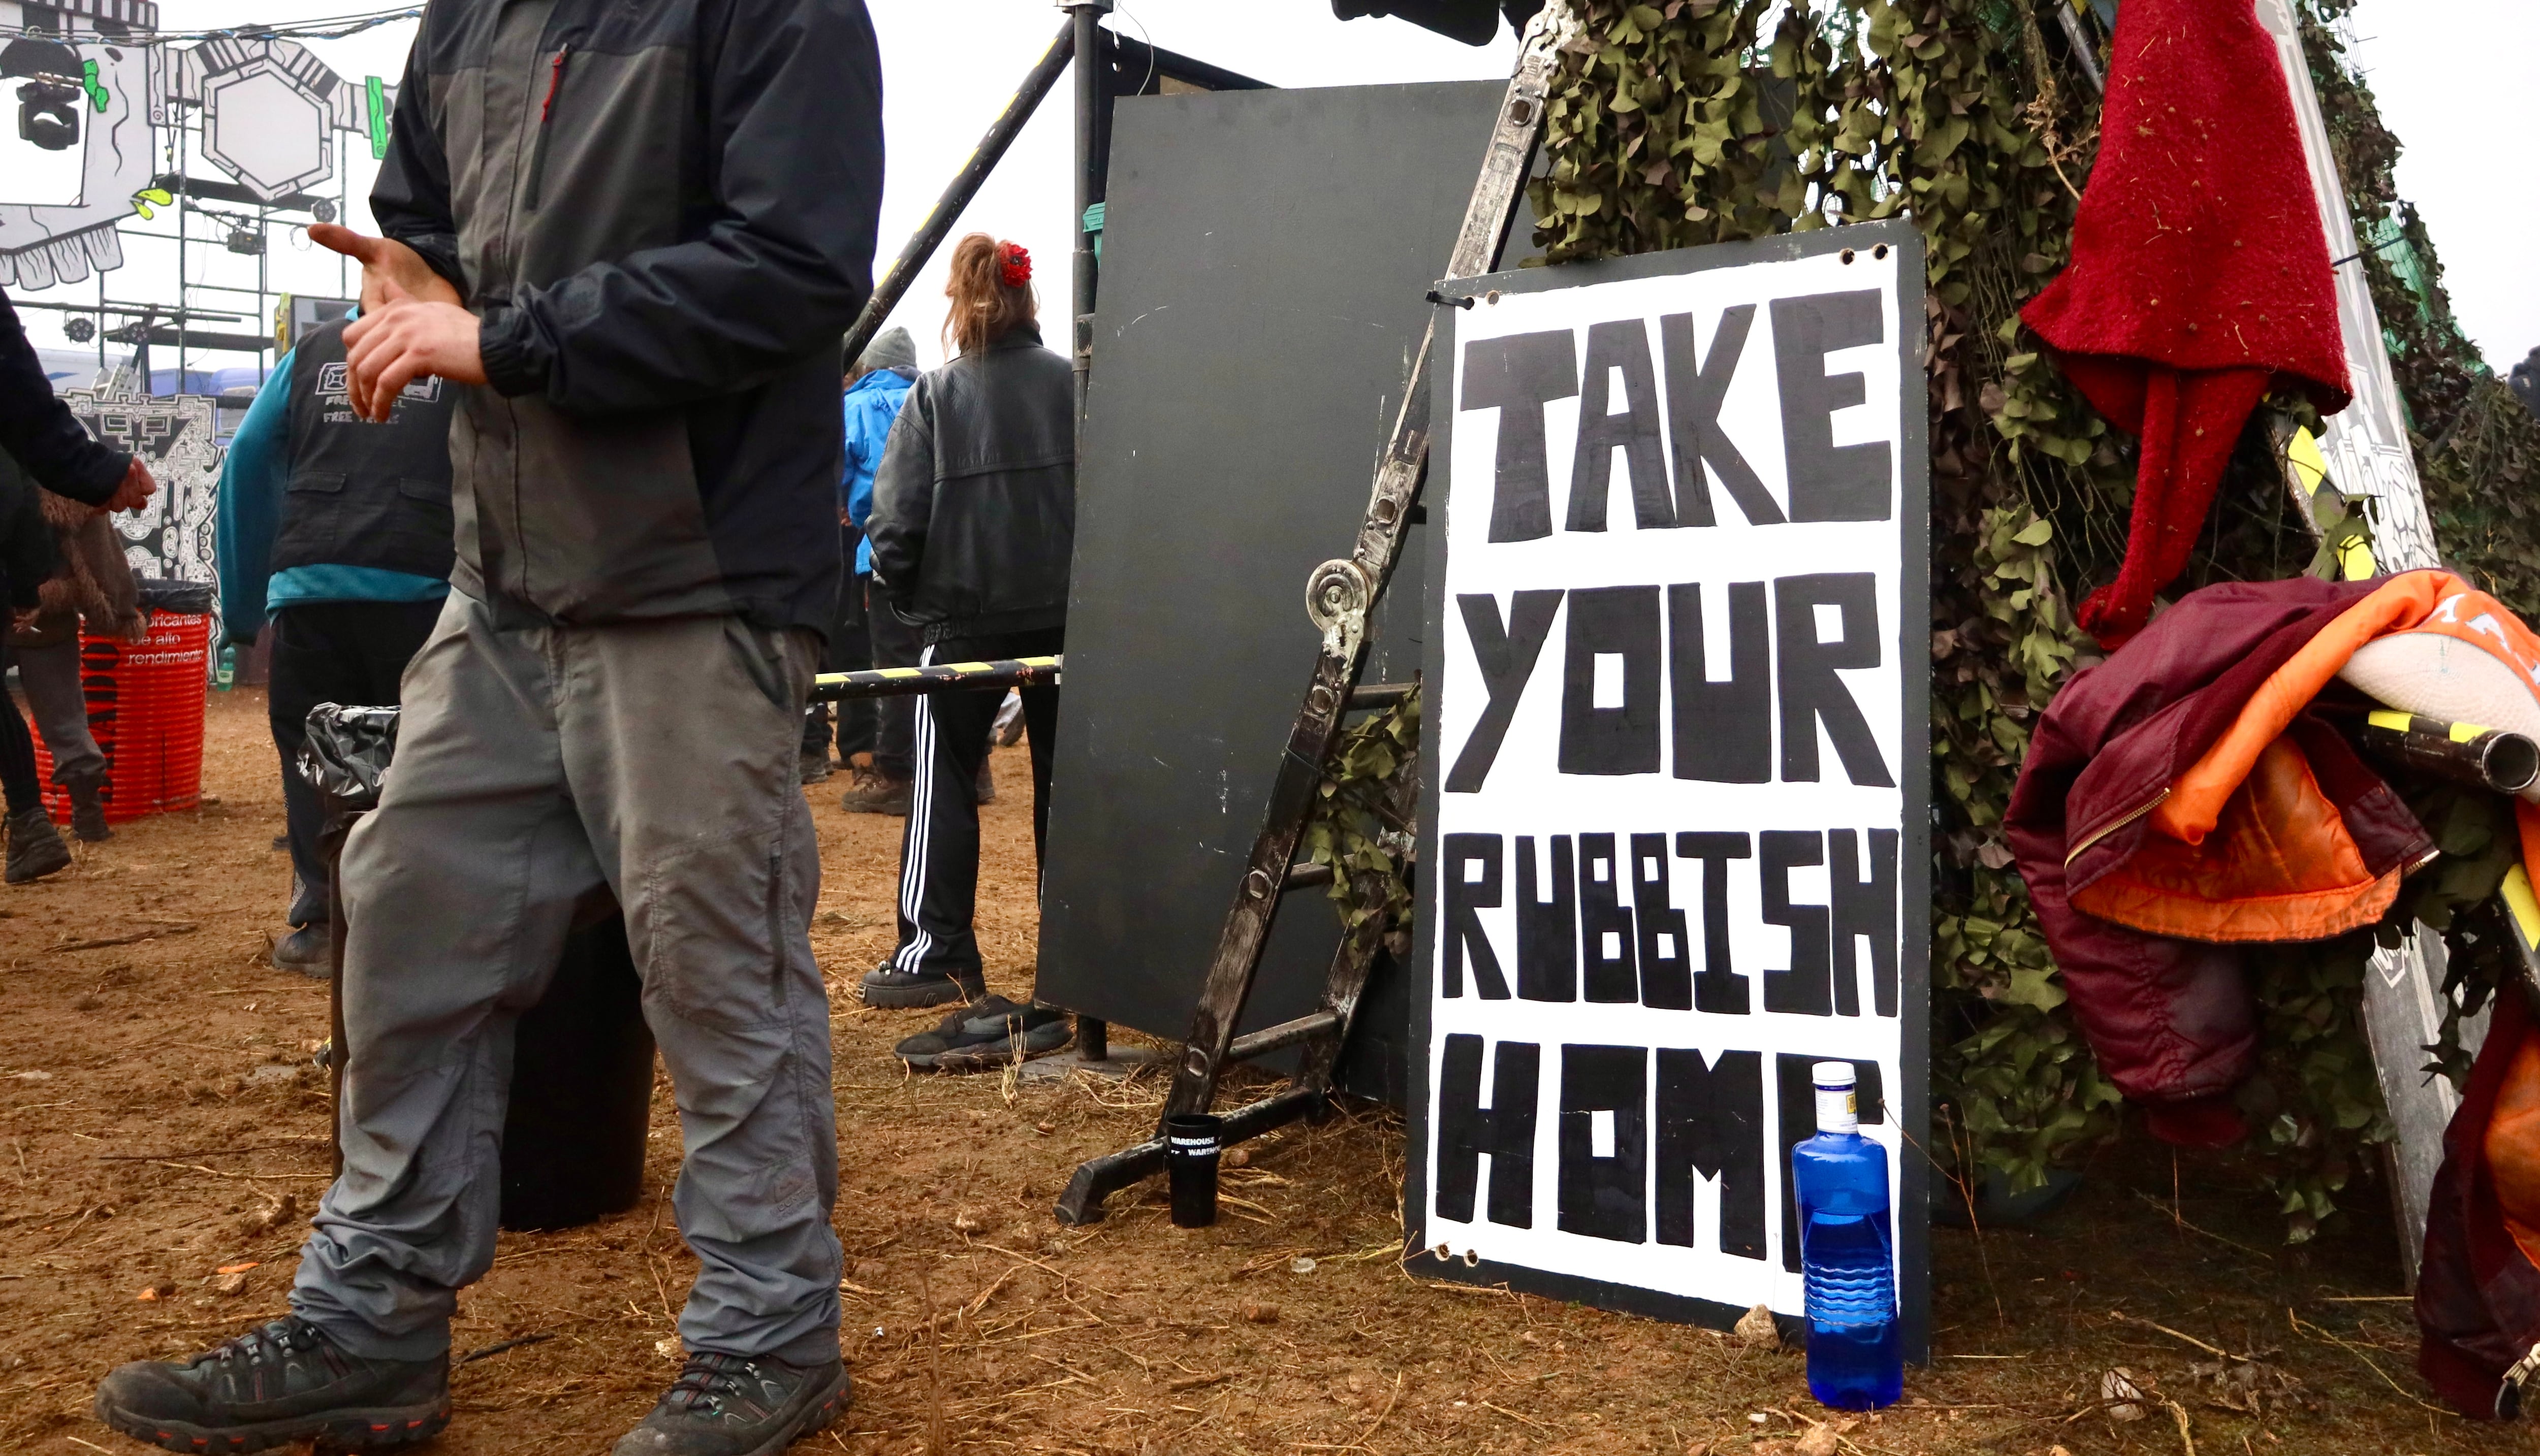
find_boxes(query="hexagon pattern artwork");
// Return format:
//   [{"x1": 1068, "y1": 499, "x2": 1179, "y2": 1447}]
[{"x1": 202, "y1": 57, "x2": 331, "y2": 202}]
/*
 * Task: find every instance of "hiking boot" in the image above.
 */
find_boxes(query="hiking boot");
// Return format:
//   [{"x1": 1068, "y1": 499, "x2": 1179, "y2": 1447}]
[
  {"x1": 612, "y1": 1351, "x2": 849, "y2": 1456},
  {"x1": 64, "y1": 775, "x2": 111, "y2": 842},
  {"x1": 973, "y1": 757, "x2": 995, "y2": 805},
  {"x1": 798, "y1": 748, "x2": 833, "y2": 785},
  {"x1": 858, "y1": 961, "x2": 982, "y2": 1010},
  {"x1": 835, "y1": 768, "x2": 911, "y2": 816},
  {"x1": 92, "y1": 1314, "x2": 450, "y2": 1453},
  {"x1": 5, "y1": 806, "x2": 70, "y2": 884},
  {"x1": 270, "y1": 924, "x2": 332, "y2": 980},
  {"x1": 895, "y1": 995, "x2": 1071, "y2": 1072}
]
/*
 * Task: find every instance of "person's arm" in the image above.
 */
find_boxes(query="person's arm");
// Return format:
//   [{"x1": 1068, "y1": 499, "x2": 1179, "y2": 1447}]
[
  {"x1": 475, "y1": 0, "x2": 884, "y2": 414},
  {"x1": 214, "y1": 353, "x2": 294, "y2": 644},
  {"x1": 0, "y1": 287, "x2": 128, "y2": 506},
  {"x1": 366, "y1": 31, "x2": 464, "y2": 298},
  {"x1": 864, "y1": 389, "x2": 933, "y2": 604}
]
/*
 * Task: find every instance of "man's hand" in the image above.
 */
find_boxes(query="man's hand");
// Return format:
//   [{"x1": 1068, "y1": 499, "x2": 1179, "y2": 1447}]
[
  {"x1": 100, "y1": 457, "x2": 155, "y2": 515},
  {"x1": 342, "y1": 302, "x2": 487, "y2": 422},
  {"x1": 310, "y1": 224, "x2": 461, "y2": 312}
]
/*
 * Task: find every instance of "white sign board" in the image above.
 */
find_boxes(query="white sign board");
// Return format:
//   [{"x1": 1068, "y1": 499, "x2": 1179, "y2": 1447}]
[
  {"x1": 1406, "y1": 222, "x2": 1928, "y2": 1351},
  {"x1": 59, "y1": 384, "x2": 225, "y2": 648}
]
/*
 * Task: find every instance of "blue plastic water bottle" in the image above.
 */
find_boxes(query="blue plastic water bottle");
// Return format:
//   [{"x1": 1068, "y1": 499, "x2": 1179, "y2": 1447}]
[{"x1": 1791, "y1": 1060, "x2": 1901, "y2": 1410}]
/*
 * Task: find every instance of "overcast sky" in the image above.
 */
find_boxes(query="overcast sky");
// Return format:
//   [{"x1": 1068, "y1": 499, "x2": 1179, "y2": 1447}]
[{"x1": 19, "y1": 2, "x2": 2536, "y2": 371}]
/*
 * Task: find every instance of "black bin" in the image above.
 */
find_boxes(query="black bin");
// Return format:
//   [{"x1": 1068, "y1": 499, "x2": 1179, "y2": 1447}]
[
  {"x1": 303, "y1": 705, "x2": 657, "y2": 1233},
  {"x1": 498, "y1": 904, "x2": 656, "y2": 1230}
]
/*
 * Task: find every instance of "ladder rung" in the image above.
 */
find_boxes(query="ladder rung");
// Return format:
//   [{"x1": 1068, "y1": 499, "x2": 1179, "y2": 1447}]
[
  {"x1": 1348, "y1": 682, "x2": 1414, "y2": 711},
  {"x1": 1283, "y1": 861, "x2": 1332, "y2": 891},
  {"x1": 1226, "y1": 1010, "x2": 1343, "y2": 1063}
]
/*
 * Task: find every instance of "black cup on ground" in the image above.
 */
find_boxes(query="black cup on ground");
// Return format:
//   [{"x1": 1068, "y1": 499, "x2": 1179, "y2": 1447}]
[{"x1": 1164, "y1": 1113, "x2": 1224, "y2": 1228}]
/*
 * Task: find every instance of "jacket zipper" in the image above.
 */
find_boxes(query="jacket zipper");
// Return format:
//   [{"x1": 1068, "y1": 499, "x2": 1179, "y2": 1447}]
[
  {"x1": 2062, "y1": 787, "x2": 2170, "y2": 868},
  {"x1": 525, "y1": 43, "x2": 569, "y2": 209}
]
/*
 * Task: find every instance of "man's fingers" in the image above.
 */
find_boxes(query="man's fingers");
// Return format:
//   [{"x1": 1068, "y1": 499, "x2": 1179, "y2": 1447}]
[{"x1": 307, "y1": 222, "x2": 380, "y2": 263}]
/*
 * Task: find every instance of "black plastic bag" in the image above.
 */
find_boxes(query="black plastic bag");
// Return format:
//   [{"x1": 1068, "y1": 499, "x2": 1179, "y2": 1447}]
[
  {"x1": 298, "y1": 703, "x2": 400, "y2": 821},
  {"x1": 133, "y1": 576, "x2": 216, "y2": 615}
]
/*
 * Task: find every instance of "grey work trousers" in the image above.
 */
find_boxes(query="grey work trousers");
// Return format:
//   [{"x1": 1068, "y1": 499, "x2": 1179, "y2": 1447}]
[
  {"x1": 16, "y1": 638, "x2": 102, "y2": 786},
  {"x1": 290, "y1": 592, "x2": 843, "y2": 1365}
]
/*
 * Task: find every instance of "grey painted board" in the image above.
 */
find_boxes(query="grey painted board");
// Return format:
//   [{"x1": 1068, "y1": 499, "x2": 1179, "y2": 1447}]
[{"x1": 1034, "y1": 80, "x2": 1525, "y2": 1070}]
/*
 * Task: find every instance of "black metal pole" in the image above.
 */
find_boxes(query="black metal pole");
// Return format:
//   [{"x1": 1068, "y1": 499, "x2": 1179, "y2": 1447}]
[
  {"x1": 1065, "y1": 1, "x2": 1113, "y2": 1064},
  {"x1": 1068, "y1": 0, "x2": 1109, "y2": 425},
  {"x1": 839, "y1": 19, "x2": 1075, "y2": 370}
]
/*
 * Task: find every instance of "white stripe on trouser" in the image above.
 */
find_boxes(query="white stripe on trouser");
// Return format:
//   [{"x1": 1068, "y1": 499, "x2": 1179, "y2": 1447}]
[{"x1": 891, "y1": 643, "x2": 939, "y2": 973}]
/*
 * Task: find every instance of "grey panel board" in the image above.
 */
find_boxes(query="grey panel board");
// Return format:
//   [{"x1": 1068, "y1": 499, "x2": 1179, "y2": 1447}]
[{"x1": 1035, "y1": 80, "x2": 1526, "y2": 1056}]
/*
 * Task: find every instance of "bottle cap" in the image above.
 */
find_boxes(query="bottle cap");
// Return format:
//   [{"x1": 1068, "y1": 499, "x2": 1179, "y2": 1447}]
[{"x1": 1812, "y1": 1061, "x2": 1855, "y2": 1089}]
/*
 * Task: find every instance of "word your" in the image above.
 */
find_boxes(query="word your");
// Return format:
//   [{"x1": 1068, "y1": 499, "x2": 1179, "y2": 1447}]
[{"x1": 1449, "y1": 575, "x2": 1891, "y2": 791}]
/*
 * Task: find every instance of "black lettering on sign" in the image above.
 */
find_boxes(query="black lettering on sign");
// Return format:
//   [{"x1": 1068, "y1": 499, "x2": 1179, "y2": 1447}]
[
  {"x1": 1675, "y1": 831, "x2": 1753, "y2": 1015},
  {"x1": 1775, "y1": 1053, "x2": 1886, "y2": 1272},
  {"x1": 1516, "y1": 835, "x2": 1578, "y2": 1002},
  {"x1": 1774, "y1": 573, "x2": 1893, "y2": 787},
  {"x1": 1460, "y1": 331, "x2": 1578, "y2": 543},
  {"x1": 1668, "y1": 580, "x2": 1771, "y2": 784},
  {"x1": 1567, "y1": 320, "x2": 1675, "y2": 533},
  {"x1": 1830, "y1": 828, "x2": 1901, "y2": 1018},
  {"x1": 1770, "y1": 289, "x2": 1892, "y2": 523},
  {"x1": 1560, "y1": 586, "x2": 1662, "y2": 775},
  {"x1": 1655, "y1": 1048, "x2": 1766, "y2": 1259},
  {"x1": 1440, "y1": 833, "x2": 1509, "y2": 1000},
  {"x1": 1446, "y1": 590, "x2": 1561, "y2": 793},
  {"x1": 1578, "y1": 833, "x2": 1637, "y2": 1003},
  {"x1": 1436, "y1": 1035, "x2": 1540, "y2": 1227},
  {"x1": 1659, "y1": 306, "x2": 1784, "y2": 527},
  {"x1": 1632, "y1": 832, "x2": 1693, "y2": 1011},
  {"x1": 1760, "y1": 830, "x2": 1832, "y2": 1016},
  {"x1": 1558, "y1": 1044, "x2": 1647, "y2": 1244}
]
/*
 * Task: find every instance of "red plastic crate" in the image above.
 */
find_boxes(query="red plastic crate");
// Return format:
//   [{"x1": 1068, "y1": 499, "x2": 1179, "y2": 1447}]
[{"x1": 30, "y1": 612, "x2": 211, "y2": 825}]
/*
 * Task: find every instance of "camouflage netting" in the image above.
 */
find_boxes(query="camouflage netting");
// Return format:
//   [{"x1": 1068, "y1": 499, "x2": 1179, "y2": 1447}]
[{"x1": 1514, "y1": 0, "x2": 2530, "y2": 1239}]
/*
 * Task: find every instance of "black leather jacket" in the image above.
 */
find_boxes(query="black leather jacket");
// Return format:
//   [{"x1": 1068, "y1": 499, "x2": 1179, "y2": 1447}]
[{"x1": 867, "y1": 325, "x2": 1074, "y2": 642}]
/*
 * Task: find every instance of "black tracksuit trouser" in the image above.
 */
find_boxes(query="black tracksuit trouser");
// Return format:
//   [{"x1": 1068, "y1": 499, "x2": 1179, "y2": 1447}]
[
  {"x1": 883, "y1": 625, "x2": 1060, "y2": 982},
  {"x1": 270, "y1": 599, "x2": 444, "y2": 926}
]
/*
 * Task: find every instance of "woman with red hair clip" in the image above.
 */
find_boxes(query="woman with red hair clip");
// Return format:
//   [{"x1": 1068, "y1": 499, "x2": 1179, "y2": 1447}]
[{"x1": 862, "y1": 234, "x2": 1079, "y2": 1070}]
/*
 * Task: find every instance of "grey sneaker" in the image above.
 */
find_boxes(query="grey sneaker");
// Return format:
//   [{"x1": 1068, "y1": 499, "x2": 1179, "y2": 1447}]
[
  {"x1": 92, "y1": 1315, "x2": 450, "y2": 1453},
  {"x1": 65, "y1": 774, "x2": 111, "y2": 842},
  {"x1": 271, "y1": 923, "x2": 333, "y2": 979},
  {"x1": 612, "y1": 1351, "x2": 849, "y2": 1456},
  {"x1": 5, "y1": 806, "x2": 70, "y2": 884},
  {"x1": 798, "y1": 748, "x2": 833, "y2": 785}
]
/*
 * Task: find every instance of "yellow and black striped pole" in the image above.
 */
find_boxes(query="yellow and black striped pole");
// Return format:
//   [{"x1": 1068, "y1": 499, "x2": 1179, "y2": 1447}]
[
  {"x1": 808, "y1": 655, "x2": 1062, "y2": 703},
  {"x1": 2357, "y1": 708, "x2": 2540, "y2": 794}
]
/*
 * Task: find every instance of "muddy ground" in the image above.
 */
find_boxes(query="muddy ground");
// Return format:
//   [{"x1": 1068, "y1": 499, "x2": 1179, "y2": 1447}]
[{"x1": 0, "y1": 687, "x2": 2533, "y2": 1455}]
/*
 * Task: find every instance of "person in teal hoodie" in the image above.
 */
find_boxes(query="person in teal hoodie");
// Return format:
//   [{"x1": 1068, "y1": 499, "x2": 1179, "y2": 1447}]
[{"x1": 215, "y1": 312, "x2": 456, "y2": 976}]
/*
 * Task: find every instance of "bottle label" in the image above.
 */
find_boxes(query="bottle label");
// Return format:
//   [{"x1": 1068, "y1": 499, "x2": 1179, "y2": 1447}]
[{"x1": 1815, "y1": 1083, "x2": 1858, "y2": 1134}]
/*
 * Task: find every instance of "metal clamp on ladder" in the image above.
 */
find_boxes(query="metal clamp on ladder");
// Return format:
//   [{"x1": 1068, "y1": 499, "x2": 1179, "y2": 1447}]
[{"x1": 1052, "y1": 0, "x2": 1580, "y2": 1227}]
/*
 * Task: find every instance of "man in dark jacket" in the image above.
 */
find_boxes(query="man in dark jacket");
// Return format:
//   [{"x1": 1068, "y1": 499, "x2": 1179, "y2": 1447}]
[
  {"x1": 860, "y1": 316, "x2": 1073, "y2": 1020},
  {"x1": 90, "y1": 4, "x2": 883, "y2": 1454},
  {"x1": 216, "y1": 314, "x2": 458, "y2": 978},
  {"x1": 0, "y1": 287, "x2": 154, "y2": 883}
]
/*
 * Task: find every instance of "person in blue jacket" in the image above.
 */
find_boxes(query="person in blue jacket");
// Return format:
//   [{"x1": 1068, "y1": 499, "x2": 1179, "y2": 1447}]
[
  {"x1": 215, "y1": 311, "x2": 456, "y2": 976},
  {"x1": 823, "y1": 326, "x2": 922, "y2": 812}
]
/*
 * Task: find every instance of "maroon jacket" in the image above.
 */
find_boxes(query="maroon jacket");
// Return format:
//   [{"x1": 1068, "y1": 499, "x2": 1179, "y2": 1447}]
[
  {"x1": 2005, "y1": 576, "x2": 2431, "y2": 1145},
  {"x1": 2419, "y1": 987, "x2": 2540, "y2": 1418}
]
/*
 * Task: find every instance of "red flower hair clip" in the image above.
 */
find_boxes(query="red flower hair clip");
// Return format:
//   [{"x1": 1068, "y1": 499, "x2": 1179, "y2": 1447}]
[{"x1": 999, "y1": 243, "x2": 1032, "y2": 288}]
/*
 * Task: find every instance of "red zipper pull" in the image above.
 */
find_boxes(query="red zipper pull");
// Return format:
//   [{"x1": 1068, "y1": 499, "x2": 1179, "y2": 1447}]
[{"x1": 542, "y1": 44, "x2": 570, "y2": 122}]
